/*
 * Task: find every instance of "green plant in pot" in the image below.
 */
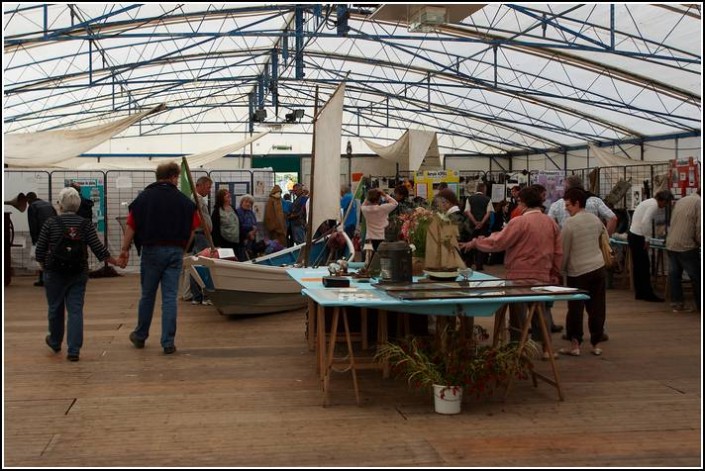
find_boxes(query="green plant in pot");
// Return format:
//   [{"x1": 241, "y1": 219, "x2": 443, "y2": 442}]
[{"x1": 375, "y1": 322, "x2": 539, "y2": 409}]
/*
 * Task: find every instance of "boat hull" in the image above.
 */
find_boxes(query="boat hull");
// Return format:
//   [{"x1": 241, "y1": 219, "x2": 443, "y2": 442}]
[
  {"x1": 187, "y1": 232, "x2": 353, "y2": 316},
  {"x1": 188, "y1": 257, "x2": 306, "y2": 316}
]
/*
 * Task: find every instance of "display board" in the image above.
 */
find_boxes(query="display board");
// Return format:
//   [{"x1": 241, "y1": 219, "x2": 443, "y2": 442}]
[
  {"x1": 413, "y1": 169, "x2": 460, "y2": 200},
  {"x1": 668, "y1": 157, "x2": 700, "y2": 199}
]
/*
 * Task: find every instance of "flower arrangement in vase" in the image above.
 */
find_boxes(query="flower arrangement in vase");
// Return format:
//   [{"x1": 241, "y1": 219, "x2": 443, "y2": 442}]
[{"x1": 398, "y1": 206, "x2": 435, "y2": 258}]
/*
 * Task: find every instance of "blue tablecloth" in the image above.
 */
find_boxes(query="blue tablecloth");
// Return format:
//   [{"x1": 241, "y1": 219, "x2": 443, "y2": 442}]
[{"x1": 286, "y1": 268, "x2": 588, "y2": 317}]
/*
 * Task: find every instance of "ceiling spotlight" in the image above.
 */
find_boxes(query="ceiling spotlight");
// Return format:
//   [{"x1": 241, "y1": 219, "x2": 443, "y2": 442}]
[
  {"x1": 251, "y1": 109, "x2": 267, "y2": 123},
  {"x1": 285, "y1": 109, "x2": 305, "y2": 124}
]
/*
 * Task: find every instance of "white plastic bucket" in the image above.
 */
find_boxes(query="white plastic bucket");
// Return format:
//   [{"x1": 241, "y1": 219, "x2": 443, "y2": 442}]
[{"x1": 432, "y1": 384, "x2": 463, "y2": 415}]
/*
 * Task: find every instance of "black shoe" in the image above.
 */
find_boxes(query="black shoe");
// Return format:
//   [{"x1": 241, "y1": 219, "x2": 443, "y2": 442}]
[
  {"x1": 551, "y1": 324, "x2": 564, "y2": 333},
  {"x1": 129, "y1": 332, "x2": 145, "y2": 349},
  {"x1": 66, "y1": 353, "x2": 79, "y2": 362},
  {"x1": 45, "y1": 335, "x2": 60, "y2": 353},
  {"x1": 34, "y1": 280, "x2": 44, "y2": 287},
  {"x1": 163, "y1": 345, "x2": 177, "y2": 355}
]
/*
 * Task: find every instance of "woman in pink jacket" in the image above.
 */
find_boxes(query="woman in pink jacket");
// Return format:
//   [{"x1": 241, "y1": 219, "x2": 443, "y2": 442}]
[{"x1": 460, "y1": 187, "x2": 563, "y2": 358}]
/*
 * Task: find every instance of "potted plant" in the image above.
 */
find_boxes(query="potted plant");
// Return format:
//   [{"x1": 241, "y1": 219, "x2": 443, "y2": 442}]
[{"x1": 375, "y1": 323, "x2": 538, "y2": 414}]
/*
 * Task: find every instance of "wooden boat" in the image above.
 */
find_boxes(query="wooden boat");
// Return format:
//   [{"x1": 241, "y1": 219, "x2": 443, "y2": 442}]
[
  {"x1": 189, "y1": 82, "x2": 352, "y2": 316},
  {"x1": 186, "y1": 232, "x2": 354, "y2": 315}
]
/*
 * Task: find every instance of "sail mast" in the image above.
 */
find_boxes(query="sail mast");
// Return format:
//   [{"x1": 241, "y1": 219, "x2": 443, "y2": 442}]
[{"x1": 302, "y1": 86, "x2": 320, "y2": 267}]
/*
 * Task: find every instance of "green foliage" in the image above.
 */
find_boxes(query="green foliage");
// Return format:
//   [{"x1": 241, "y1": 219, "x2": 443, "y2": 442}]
[{"x1": 375, "y1": 323, "x2": 539, "y2": 398}]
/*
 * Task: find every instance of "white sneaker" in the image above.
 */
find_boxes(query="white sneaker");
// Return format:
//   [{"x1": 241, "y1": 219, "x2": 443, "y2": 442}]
[
  {"x1": 202, "y1": 299, "x2": 213, "y2": 306},
  {"x1": 672, "y1": 303, "x2": 693, "y2": 313},
  {"x1": 191, "y1": 300, "x2": 200, "y2": 305}
]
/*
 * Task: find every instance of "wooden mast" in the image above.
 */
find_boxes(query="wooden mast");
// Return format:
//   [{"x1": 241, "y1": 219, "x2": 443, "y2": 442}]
[
  {"x1": 302, "y1": 86, "x2": 320, "y2": 267},
  {"x1": 182, "y1": 156, "x2": 215, "y2": 251}
]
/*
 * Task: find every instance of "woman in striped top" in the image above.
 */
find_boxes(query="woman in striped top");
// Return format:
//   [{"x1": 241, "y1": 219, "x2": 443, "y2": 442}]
[{"x1": 35, "y1": 187, "x2": 120, "y2": 362}]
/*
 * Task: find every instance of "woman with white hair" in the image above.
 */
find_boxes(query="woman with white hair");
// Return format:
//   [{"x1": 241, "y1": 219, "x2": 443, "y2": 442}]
[
  {"x1": 35, "y1": 187, "x2": 120, "y2": 362},
  {"x1": 235, "y1": 194, "x2": 258, "y2": 260}
]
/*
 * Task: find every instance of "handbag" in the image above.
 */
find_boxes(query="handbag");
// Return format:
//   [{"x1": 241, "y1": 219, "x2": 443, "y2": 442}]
[{"x1": 599, "y1": 229, "x2": 615, "y2": 269}]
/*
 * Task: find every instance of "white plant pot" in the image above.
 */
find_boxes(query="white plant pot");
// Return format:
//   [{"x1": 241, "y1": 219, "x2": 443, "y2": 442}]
[{"x1": 432, "y1": 384, "x2": 463, "y2": 415}]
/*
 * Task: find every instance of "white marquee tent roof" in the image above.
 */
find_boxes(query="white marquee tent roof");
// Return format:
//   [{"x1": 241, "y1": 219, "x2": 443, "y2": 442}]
[{"x1": 3, "y1": 3, "x2": 702, "y2": 158}]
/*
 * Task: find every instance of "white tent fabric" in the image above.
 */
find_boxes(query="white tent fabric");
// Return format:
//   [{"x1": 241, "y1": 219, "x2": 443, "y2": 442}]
[
  {"x1": 4, "y1": 104, "x2": 166, "y2": 168},
  {"x1": 57, "y1": 130, "x2": 271, "y2": 170},
  {"x1": 310, "y1": 82, "x2": 346, "y2": 234},
  {"x1": 588, "y1": 144, "x2": 669, "y2": 168},
  {"x1": 363, "y1": 129, "x2": 441, "y2": 172}
]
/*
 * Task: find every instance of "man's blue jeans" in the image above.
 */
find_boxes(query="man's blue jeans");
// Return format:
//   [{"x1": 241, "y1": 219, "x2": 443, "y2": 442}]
[
  {"x1": 668, "y1": 249, "x2": 700, "y2": 309},
  {"x1": 134, "y1": 245, "x2": 183, "y2": 348},
  {"x1": 44, "y1": 271, "x2": 89, "y2": 356}
]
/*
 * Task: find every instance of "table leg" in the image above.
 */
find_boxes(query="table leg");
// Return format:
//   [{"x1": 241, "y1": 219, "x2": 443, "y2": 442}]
[
  {"x1": 378, "y1": 310, "x2": 390, "y2": 378},
  {"x1": 342, "y1": 308, "x2": 361, "y2": 405},
  {"x1": 492, "y1": 305, "x2": 509, "y2": 347},
  {"x1": 504, "y1": 302, "x2": 564, "y2": 402},
  {"x1": 317, "y1": 303, "x2": 325, "y2": 378},
  {"x1": 361, "y1": 307, "x2": 368, "y2": 350},
  {"x1": 323, "y1": 307, "x2": 341, "y2": 406},
  {"x1": 307, "y1": 298, "x2": 316, "y2": 352},
  {"x1": 533, "y1": 302, "x2": 564, "y2": 401}
]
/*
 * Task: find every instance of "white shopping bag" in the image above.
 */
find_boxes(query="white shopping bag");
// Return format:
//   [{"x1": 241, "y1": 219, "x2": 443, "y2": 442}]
[{"x1": 29, "y1": 245, "x2": 41, "y2": 270}]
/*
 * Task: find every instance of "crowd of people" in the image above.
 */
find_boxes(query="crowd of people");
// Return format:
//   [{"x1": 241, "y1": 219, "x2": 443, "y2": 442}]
[{"x1": 30, "y1": 164, "x2": 699, "y2": 363}]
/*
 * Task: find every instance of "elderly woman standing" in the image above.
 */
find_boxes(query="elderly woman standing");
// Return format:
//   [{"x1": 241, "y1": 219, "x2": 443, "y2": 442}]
[
  {"x1": 210, "y1": 188, "x2": 240, "y2": 250},
  {"x1": 236, "y1": 194, "x2": 258, "y2": 260},
  {"x1": 264, "y1": 185, "x2": 287, "y2": 246},
  {"x1": 559, "y1": 187, "x2": 607, "y2": 357},
  {"x1": 35, "y1": 187, "x2": 120, "y2": 362}
]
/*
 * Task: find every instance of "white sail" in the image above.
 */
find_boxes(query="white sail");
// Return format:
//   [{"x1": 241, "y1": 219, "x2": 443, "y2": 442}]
[
  {"x1": 4, "y1": 104, "x2": 166, "y2": 168},
  {"x1": 363, "y1": 129, "x2": 441, "y2": 172},
  {"x1": 58, "y1": 130, "x2": 271, "y2": 170},
  {"x1": 310, "y1": 82, "x2": 346, "y2": 233}
]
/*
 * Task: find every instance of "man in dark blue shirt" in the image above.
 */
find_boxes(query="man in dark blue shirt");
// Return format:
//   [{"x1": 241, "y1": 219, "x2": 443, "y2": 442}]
[{"x1": 27, "y1": 192, "x2": 57, "y2": 286}]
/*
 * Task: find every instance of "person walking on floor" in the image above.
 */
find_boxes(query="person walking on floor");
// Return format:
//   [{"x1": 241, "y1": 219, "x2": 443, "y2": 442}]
[
  {"x1": 27, "y1": 192, "x2": 57, "y2": 287},
  {"x1": 628, "y1": 190, "x2": 674, "y2": 302},
  {"x1": 35, "y1": 187, "x2": 119, "y2": 362},
  {"x1": 118, "y1": 162, "x2": 200, "y2": 355},
  {"x1": 559, "y1": 188, "x2": 607, "y2": 357},
  {"x1": 665, "y1": 188, "x2": 700, "y2": 312}
]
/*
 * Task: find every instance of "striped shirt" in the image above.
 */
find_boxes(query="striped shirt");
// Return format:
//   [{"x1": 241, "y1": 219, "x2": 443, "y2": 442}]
[
  {"x1": 666, "y1": 193, "x2": 701, "y2": 252},
  {"x1": 35, "y1": 213, "x2": 111, "y2": 273},
  {"x1": 548, "y1": 197, "x2": 616, "y2": 229}
]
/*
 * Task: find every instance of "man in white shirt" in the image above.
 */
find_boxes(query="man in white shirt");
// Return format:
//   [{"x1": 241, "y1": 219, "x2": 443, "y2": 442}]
[{"x1": 628, "y1": 190, "x2": 673, "y2": 302}]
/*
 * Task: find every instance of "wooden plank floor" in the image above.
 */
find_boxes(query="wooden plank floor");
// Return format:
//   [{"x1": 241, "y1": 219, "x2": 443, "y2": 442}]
[{"x1": 3, "y1": 268, "x2": 701, "y2": 467}]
